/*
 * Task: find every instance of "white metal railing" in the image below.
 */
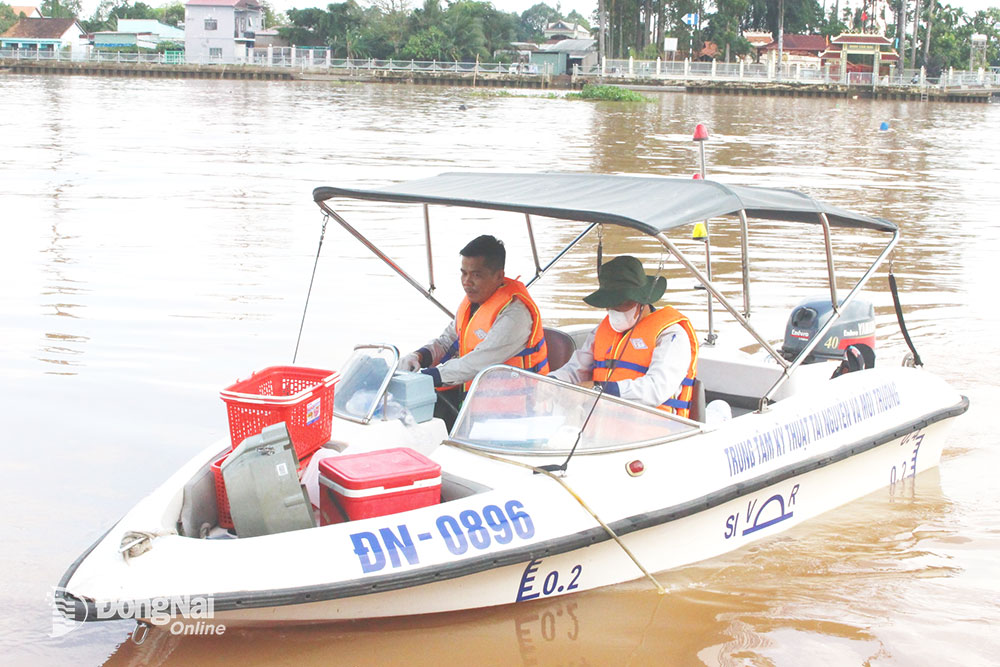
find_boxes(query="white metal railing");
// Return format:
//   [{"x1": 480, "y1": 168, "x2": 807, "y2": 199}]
[
  {"x1": 242, "y1": 47, "x2": 519, "y2": 75},
  {"x1": 0, "y1": 48, "x2": 187, "y2": 64},
  {"x1": 576, "y1": 56, "x2": 999, "y2": 90},
  {"x1": 3, "y1": 47, "x2": 998, "y2": 90}
]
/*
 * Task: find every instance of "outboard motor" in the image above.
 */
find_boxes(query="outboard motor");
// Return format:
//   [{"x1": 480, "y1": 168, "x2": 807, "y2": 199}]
[{"x1": 781, "y1": 297, "x2": 875, "y2": 364}]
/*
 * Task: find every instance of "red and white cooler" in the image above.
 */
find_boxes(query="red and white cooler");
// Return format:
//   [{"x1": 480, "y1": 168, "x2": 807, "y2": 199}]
[{"x1": 318, "y1": 448, "x2": 441, "y2": 525}]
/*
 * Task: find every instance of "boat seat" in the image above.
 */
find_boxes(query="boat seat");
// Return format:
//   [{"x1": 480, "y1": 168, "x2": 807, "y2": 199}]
[
  {"x1": 544, "y1": 327, "x2": 577, "y2": 372},
  {"x1": 440, "y1": 472, "x2": 492, "y2": 502},
  {"x1": 688, "y1": 378, "x2": 706, "y2": 423},
  {"x1": 178, "y1": 460, "x2": 220, "y2": 538}
]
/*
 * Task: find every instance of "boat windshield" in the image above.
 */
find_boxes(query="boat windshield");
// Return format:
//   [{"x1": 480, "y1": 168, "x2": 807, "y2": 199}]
[
  {"x1": 451, "y1": 367, "x2": 698, "y2": 455},
  {"x1": 333, "y1": 345, "x2": 398, "y2": 423}
]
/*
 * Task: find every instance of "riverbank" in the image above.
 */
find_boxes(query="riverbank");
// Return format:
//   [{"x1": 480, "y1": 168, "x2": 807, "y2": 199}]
[{"x1": 2, "y1": 58, "x2": 994, "y2": 103}]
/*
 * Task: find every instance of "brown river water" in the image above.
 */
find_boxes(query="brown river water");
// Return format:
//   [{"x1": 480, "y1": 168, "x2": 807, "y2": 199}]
[{"x1": 1, "y1": 75, "x2": 998, "y2": 666}]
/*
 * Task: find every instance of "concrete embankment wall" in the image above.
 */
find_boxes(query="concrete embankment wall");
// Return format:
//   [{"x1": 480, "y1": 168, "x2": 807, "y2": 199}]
[
  {"x1": 1, "y1": 60, "x2": 295, "y2": 80},
  {"x1": 2, "y1": 59, "x2": 992, "y2": 103},
  {"x1": 678, "y1": 80, "x2": 991, "y2": 103}
]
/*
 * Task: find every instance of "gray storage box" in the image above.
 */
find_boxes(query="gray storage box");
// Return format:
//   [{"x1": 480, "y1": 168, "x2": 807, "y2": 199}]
[
  {"x1": 221, "y1": 422, "x2": 316, "y2": 537},
  {"x1": 388, "y1": 371, "x2": 437, "y2": 423}
]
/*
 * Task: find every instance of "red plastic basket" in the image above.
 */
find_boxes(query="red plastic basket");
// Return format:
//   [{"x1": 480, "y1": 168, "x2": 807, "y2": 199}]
[
  {"x1": 211, "y1": 452, "x2": 233, "y2": 530},
  {"x1": 220, "y1": 366, "x2": 339, "y2": 461}
]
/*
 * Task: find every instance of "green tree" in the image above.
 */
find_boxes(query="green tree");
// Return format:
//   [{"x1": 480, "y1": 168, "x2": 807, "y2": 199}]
[
  {"x1": 115, "y1": 1, "x2": 157, "y2": 21},
  {"x1": 400, "y1": 23, "x2": 450, "y2": 59},
  {"x1": 1, "y1": 3, "x2": 20, "y2": 33},
  {"x1": 357, "y1": 4, "x2": 409, "y2": 58},
  {"x1": 967, "y1": 7, "x2": 1000, "y2": 65},
  {"x1": 409, "y1": 0, "x2": 445, "y2": 33},
  {"x1": 40, "y1": 0, "x2": 82, "y2": 18},
  {"x1": 281, "y1": 1, "x2": 365, "y2": 55},
  {"x1": 82, "y1": 0, "x2": 158, "y2": 31},
  {"x1": 446, "y1": 1, "x2": 515, "y2": 57},
  {"x1": 519, "y1": 2, "x2": 560, "y2": 41},
  {"x1": 763, "y1": 0, "x2": 823, "y2": 38},
  {"x1": 705, "y1": 0, "x2": 752, "y2": 61},
  {"x1": 444, "y1": 1, "x2": 487, "y2": 60},
  {"x1": 819, "y1": 4, "x2": 847, "y2": 37},
  {"x1": 565, "y1": 9, "x2": 590, "y2": 30},
  {"x1": 281, "y1": 7, "x2": 332, "y2": 46},
  {"x1": 259, "y1": 0, "x2": 288, "y2": 28},
  {"x1": 155, "y1": 1, "x2": 185, "y2": 27},
  {"x1": 326, "y1": 0, "x2": 365, "y2": 56},
  {"x1": 921, "y1": 3, "x2": 970, "y2": 74}
]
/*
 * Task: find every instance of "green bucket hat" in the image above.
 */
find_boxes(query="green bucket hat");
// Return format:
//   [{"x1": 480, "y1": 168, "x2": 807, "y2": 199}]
[{"x1": 583, "y1": 256, "x2": 667, "y2": 308}]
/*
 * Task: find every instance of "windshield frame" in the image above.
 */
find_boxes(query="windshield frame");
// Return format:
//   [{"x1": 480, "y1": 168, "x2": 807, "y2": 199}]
[
  {"x1": 449, "y1": 366, "x2": 703, "y2": 456},
  {"x1": 331, "y1": 343, "x2": 400, "y2": 425}
]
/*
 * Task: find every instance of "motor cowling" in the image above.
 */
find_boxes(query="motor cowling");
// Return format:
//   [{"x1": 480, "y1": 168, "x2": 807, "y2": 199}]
[{"x1": 780, "y1": 297, "x2": 875, "y2": 363}]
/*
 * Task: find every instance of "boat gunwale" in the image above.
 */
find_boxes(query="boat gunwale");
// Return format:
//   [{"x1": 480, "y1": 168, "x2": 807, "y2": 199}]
[{"x1": 56, "y1": 395, "x2": 969, "y2": 622}]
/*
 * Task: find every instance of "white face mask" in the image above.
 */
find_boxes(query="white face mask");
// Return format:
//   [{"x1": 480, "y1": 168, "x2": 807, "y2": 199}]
[{"x1": 608, "y1": 305, "x2": 641, "y2": 332}]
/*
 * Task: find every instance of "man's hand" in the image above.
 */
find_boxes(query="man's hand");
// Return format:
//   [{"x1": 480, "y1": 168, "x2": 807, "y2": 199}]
[{"x1": 399, "y1": 352, "x2": 422, "y2": 372}]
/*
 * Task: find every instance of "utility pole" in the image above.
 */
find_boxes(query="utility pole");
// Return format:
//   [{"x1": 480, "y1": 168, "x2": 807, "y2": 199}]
[
  {"x1": 598, "y1": 0, "x2": 606, "y2": 66},
  {"x1": 911, "y1": 0, "x2": 922, "y2": 69},
  {"x1": 777, "y1": 0, "x2": 785, "y2": 81},
  {"x1": 896, "y1": 0, "x2": 906, "y2": 70}
]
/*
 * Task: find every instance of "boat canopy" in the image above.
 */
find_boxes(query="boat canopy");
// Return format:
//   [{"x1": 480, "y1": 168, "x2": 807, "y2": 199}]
[
  {"x1": 309, "y1": 171, "x2": 901, "y2": 405},
  {"x1": 313, "y1": 172, "x2": 896, "y2": 235}
]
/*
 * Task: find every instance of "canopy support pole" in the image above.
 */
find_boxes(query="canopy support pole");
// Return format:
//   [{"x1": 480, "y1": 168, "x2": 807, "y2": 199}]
[
  {"x1": 525, "y1": 214, "x2": 542, "y2": 278},
  {"x1": 738, "y1": 209, "x2": 751, "y2": 318},
  {"x1": 761, "y1": 229, "x2": 899, "y2": 406},
  {"x1": 423, "y1": 204, "x2": 436, "y2": 292},
  {"x1": 820, "y1": 212, "x2": 839, "y2": 313},
  {"x1": 318, "y1": 201, "x2": 454, "y2": 319},
  {"x1": 654, "y1": 233, "x2": 789, "y2": 369},
  {"x1": 525, "y1": 223, "x2": 598, "y2": 290}
]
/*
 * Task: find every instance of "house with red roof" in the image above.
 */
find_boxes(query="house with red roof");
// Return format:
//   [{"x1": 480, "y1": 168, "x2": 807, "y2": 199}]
[
  {"x1": 9, "y1": 6, "x2": 44, "y2": 18},
  {"x1": 759, "y1": 34, "x2": 828, "y2": 69},
  {"x1": 184, "y1": 0, "x2": 262, "y2": 64},
  {"x1": 694, "y1": 41, "x2": 718, "y2": 61},
  {"x1": 0, "y1": 17, "x2": 88, "y2": 57}
]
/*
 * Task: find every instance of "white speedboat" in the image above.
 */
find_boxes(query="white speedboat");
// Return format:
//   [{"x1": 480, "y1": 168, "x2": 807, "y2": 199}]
[{"x1": 57, "y1": 173, "x2": 968, "y2": 631}]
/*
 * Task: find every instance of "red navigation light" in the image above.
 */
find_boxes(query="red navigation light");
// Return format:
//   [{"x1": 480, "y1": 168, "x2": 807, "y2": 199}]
[
  {"x1": 692, "y1": 123, "x2": 709, "y2": 141},
  {"x1": 692, "y1": 173, "x2": 702, "y2": 179},
  {"x1": 626, "y1": 460, "x2": 645, "y2": 477}
]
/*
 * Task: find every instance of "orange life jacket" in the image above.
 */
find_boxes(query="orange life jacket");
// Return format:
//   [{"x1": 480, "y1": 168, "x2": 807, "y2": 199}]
[
  {"x1": 592, "y1": 306, "x2": 699, "y2": 418},
  {"x1": 441, "y1": 277, "x2": 549, "y2": 391}
]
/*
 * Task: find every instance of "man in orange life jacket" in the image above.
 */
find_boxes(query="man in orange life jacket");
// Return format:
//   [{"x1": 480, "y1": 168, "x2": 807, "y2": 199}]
[
  {"x1": 550, "y1": 255, "x2": 699, "y2": 418},
  {"x1": 399, "y1": 235, "x2": 548, "y2": 426}
]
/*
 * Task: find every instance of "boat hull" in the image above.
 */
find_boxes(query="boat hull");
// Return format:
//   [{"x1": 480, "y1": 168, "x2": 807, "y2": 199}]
[
  {"x1": 58, "y1": 367, "x2": 967, "y2": 625},
  {"x1": 185, "y1": 413, "x2": 954, "y2": 624}
]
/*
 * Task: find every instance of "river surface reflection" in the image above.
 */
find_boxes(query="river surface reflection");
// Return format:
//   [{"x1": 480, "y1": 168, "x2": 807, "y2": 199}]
[{"x1": 1, "y1": 75, "x2": 998, "y2": 665}]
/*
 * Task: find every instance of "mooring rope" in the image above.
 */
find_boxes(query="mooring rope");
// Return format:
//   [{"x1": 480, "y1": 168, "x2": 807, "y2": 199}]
[
  {"x1": 887, "y1": 263, "x2": 923, "y2": 367},
  {"x1": 293, "y1": 214, "x2": 329, "y2": 364},
  {"x1": 445, "y1": 441, "x2": 666, "y2": 595}
]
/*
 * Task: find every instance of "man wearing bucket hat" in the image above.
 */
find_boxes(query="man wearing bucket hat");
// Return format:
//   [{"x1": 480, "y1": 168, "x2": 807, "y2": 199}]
[{"x1": 550, "y1": 255, "x2": 699, "y2": 417}]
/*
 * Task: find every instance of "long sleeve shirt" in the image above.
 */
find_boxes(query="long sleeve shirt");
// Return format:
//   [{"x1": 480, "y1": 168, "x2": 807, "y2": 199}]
[
  {"x1": 549, "y1": 322, "x2": 692, "y2": 409},
  {"x1": 420, "y1": 299, "x2": 533, "y2": 386}
]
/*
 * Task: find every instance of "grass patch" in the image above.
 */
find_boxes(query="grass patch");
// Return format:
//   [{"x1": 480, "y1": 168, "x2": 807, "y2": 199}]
[{"x1": 565, "y1": 84, "x2": 650, "y2": 102}]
